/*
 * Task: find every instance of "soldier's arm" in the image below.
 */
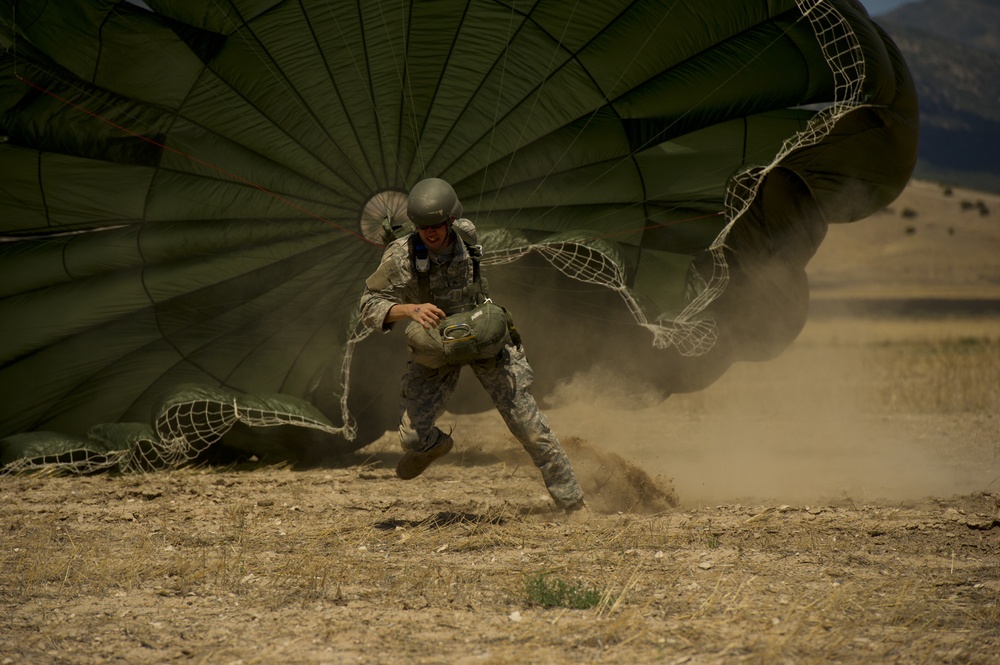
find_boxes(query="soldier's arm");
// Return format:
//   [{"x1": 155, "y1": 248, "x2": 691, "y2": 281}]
[
  {"x1": 359, "y1": 252, "x2": 403, "y2": 332},
  {"x1": 359, "y1": 241, "x2": 444, "y2": 331},
  {"x1": 385, "y1": 302, "x2": 446, "y2": 329}
]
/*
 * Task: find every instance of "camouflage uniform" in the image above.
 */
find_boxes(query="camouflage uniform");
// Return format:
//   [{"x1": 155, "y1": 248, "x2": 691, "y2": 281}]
[{"x1": 359, "y1": 219, "x2": 584, "y2": 509}]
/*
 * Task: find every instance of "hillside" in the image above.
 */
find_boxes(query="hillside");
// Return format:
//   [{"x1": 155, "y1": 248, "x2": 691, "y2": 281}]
[
  {"x1": 807, "y1": 179, "x2": 1000, "y2": 300},
  {"x1": 875, "y1": 0, "x2": 1000, "y2": 191}
]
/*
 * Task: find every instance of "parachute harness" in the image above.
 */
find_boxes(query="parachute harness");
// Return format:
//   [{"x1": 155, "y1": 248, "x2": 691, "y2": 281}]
[{"x1": 408, "y1": 228, "x2": 485, "y2": 309}]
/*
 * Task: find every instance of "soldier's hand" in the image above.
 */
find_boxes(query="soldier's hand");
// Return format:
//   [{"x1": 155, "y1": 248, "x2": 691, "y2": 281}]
[{"x1": 408, "y1": 303, "x2": 447, "y2": 329}]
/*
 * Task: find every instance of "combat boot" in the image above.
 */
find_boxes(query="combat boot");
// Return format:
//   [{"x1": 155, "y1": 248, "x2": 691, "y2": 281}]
[
  {"x1": 563, "y1": 499, "x2": 592, "y2": 524},
  {"x1": 396, "y1": 434, "x2": 454, "y2": 479}
]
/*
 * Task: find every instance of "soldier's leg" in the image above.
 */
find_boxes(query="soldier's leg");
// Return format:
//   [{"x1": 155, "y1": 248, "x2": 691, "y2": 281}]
[
  {"x1": 396, "y1": 362, "x2": 463, "y2": 479},
  {"x1": 471, "y1": 345, "x2": 584, "y2": 509},
  {"x1": 398, "y1": 361, "x2": 461, "y2": 453}
]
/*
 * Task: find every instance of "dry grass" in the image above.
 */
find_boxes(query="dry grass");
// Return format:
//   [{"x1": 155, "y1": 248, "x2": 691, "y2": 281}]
[
  {"x1": 873, "y1": 337, "x2": 1000, "y2": 414},
  {"x1": 2, "y1": 442, "x2": 998, "y2": 664}
]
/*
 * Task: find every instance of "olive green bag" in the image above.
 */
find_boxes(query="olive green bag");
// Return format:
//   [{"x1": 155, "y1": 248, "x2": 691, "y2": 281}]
[{"x1": 405, "y1": 301, "x2": 511, "y2": 368}]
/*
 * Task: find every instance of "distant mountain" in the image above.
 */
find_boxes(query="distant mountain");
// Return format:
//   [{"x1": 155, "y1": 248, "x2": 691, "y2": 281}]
[{"x1": 873, "y1": 0, "x2": 1000, "y2": 192}]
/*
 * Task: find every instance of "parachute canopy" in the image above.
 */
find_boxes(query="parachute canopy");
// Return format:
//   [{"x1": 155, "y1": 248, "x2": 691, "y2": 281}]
[{"x1": 0, "y1": 0, "x2": 917, "y2": 471}]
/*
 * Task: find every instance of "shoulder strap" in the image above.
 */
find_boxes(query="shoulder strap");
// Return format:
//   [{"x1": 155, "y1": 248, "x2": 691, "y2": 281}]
[
  {"x1": 452, "y1": 227, "x2": 485, "y2": 298},
  {"x1": 408, "y1": 230, "x2": 487, "y2": 302},
  {"x1": 408, "y1": 233, "x2": 432, "y2": 303}
]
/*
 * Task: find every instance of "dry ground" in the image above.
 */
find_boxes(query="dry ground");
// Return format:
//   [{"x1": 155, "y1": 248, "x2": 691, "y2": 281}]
[
  {"x1": 1, "y1": 181, "x2": 999, "y2": 664},
  {"x1": 1, "y1": 437, "x2": 997, "y2": 664}
]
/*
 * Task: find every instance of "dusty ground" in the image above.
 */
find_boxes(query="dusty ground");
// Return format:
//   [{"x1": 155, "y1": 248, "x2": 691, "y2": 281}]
[
  {"x1": 1, "y1": 181, "x2": 999, "y2": 664},
  {"x1": 1, "y1": 434, "x2": 997, "y2": 664}
]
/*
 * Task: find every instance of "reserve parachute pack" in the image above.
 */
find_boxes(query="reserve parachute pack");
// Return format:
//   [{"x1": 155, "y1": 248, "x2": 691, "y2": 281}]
[
  {"x1": 381, "y1": 214, "x2": 517, "y2": 368},
  {"x1": 406, "y1": 299, "x2": 512, "y2": 369}
]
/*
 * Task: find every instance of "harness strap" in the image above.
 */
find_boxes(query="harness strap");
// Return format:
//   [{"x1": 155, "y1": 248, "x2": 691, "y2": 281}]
[
  {"x1": 409, "y1": 229, "x2": 485, "y2": 306},
  {"x1": 408, "y1": 234, "x2": 432, "y2": 302}
]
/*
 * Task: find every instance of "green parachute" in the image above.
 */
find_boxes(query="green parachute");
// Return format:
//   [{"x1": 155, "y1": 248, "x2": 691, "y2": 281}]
[{"x1": 0, "y1": 0, "x2": 917, "y2": 472}]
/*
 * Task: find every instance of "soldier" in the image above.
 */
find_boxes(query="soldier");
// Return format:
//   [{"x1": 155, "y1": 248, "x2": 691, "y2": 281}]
[{"x1": 359, "y1": 178, "x2": 587, "y2": 517}]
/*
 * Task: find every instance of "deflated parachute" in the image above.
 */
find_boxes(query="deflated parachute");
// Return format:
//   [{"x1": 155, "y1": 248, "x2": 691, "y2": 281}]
[{"x1": 0, "y1": 0, "x2": 917, "y2": 472}]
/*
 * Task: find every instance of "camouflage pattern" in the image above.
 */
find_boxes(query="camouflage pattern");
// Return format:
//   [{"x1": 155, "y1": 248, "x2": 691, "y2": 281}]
[
  {"x1": 360, "y1": 218, "x2": 482, "y2": 329},
  {"x1": 360, "y1": 220, "x2": 584, "y2": 510},
  {"x1": 398, "y1": 346, "x2": 584, "y2": 509}
]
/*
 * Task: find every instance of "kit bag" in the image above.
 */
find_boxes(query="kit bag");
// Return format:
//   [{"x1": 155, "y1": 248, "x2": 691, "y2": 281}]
[{"x1": 405, "y1": 301, "x2": 511, "y2": 368}]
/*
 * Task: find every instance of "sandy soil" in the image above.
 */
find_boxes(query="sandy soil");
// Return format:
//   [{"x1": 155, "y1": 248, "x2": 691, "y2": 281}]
[{"x1": 1, "y1": 180, "x2": 998, "y2": 664}]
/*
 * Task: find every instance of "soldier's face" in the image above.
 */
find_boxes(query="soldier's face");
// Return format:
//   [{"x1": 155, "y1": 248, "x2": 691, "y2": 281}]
[{"x1": 417, "y1": 218, "x2": 454, "y2": 251}]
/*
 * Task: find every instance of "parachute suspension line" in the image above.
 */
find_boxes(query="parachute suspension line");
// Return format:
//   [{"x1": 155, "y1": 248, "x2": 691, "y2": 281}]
[
  {"x1": 376, "y1": 0, "x2": 416, "y2": 184},
  {"x1": 337, "y1": 321, "x2": 379, "y2": 444},
  {"x1": 13, "y1": 75, "x2": 378, "y2": 246},
  {"x1": 479, "y1": 1, "x2": 868, "y2": 357},
  {"x1": 479, "y1": 0, "x2": 585, "y2": 225},
  {"x1": 599, "y1": 9, "x2": 823, "y2": 348},
  {"x1": 504, "y1": 0, "x2": 681, "y2": 228},
  {"x1": 398, "y1": 0, "x2": 426, "y2": 180},
  {"x1": 224, "y1": 0, "x2": 381, "y2": 199},
  {"x1": 462, "y1": 0, "x2": 728, "y2": 355},
  {"x1": 369, "y1": 0, "x2": 420, "y2": 186},
  {"x1": 6, "y1": 3, "x2": 15, "y2": 76},
  {"x1": 145, "y1": 392, "x2": 351, "y2": 473},
  {"x1": 478, "y1": 235, "x2": 718, "y2": 356},
  {"x1": 0, "y1": 387, "x2": 353, "y2": 475},
  {"x1": 337, "y1": 0, "x2": 386, "y2": 184},
  {"x1": 476, "y1": 0, "x2": 522, "y2": 223},
  {"x1": 404, "y1": 0, "x2": 474, "y2": 183},
  {"x1": 719, "y1": 0, "x2": 867, "y2": 247},
  {"x1": 517, "y1": 2, "x2": 809, "y2": 237}
]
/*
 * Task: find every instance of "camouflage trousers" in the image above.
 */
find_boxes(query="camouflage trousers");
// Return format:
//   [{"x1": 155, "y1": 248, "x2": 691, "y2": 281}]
[{"x1": 398, "y1": 344, "x2": 584, "y2": 510}]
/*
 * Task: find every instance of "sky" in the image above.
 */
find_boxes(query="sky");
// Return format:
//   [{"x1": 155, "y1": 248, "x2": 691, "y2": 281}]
[{"x1": 860, "y1": 0, "x2": 918, "y2": 15}]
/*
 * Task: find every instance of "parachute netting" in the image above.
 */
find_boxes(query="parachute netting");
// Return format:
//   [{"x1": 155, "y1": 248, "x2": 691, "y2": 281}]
[
  {"x1": 1, "y1": 386, "x2": 354, "y2": 476},
  {"x1": 673, "y1": 0, "x2": 867, "y2": 353}
]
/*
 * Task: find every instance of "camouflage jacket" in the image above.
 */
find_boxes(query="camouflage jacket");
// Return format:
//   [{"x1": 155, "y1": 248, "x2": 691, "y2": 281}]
[{"x1": 359, "y1": 218, "x2": 484, "y2": 333}]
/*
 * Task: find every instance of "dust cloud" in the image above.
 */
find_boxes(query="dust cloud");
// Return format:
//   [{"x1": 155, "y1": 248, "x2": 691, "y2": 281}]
[
  {"x1": 536, "y1": 320, "x2": 997, "y2": 506},
  {"x1": 347, "y1": 181, "x2": 1000, "y2": 506},
  {"x1": 348, "y1": 290, "x2": 997, "y2": 508}
]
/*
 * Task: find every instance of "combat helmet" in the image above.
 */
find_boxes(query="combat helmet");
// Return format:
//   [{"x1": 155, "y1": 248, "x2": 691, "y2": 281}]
[{"x1": 407, "y1": 178, "x2": 463, "y2": 228}]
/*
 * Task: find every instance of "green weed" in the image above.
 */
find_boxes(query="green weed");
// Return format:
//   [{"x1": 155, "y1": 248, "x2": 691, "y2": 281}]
[{"x1": 523, "y1": 572, "x2": 603, "y2": 609}]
